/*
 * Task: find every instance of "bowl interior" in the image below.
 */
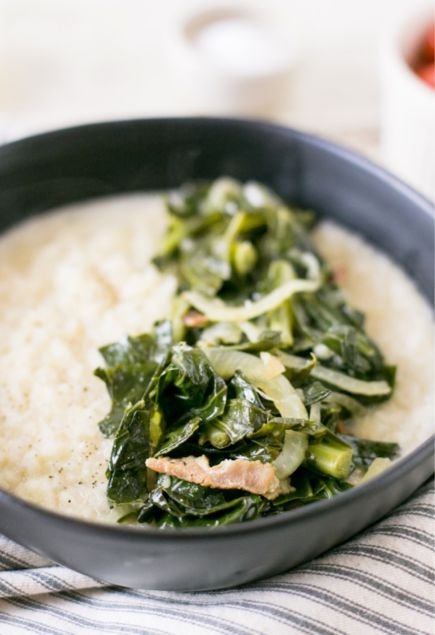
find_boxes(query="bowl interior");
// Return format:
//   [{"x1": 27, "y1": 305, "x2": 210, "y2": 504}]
[{"x1": 0, "y1": 118, "x2": 432, "y2": 590}]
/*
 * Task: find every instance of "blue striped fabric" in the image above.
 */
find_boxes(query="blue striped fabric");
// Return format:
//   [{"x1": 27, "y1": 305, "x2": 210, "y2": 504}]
[{"x1": 0, "y1": 482, "x2": 433, "y2": 635}]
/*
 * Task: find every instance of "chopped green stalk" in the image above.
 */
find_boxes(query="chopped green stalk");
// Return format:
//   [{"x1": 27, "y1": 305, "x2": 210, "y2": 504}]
[
  {"x1": 269, "y1": 305, "x2": 293, "y2": 345},
  {"x1": 233, "y1": 241, "x2": 257, "y2": 275},
  {"x1": 204, "y1": 426, "x2": 230, "y2": 448},
  {"x1": 307, "y1": 433, "x2": 353, "y2": 480},
  {"x1": 267, "y1": 261, "x2": 296, "y2": 346}
]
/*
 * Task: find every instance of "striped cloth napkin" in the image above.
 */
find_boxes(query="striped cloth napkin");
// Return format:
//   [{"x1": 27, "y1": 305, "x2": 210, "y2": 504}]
[{"x1": 0, "y1": 482, "x2": 433, "y2": 635}]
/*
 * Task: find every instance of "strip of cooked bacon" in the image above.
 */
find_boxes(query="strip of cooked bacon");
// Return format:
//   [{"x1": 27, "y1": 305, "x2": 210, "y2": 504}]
[
  {"x1": 183, "y1": 311, "x2": 208, "y2": 327},
  {"x1": 146, "y1": 455, "x2": 290, "y2": 500}
]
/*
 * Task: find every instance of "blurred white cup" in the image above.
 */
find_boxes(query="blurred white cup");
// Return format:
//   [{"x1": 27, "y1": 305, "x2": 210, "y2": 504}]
[
  {"x1": 173, "y1": 8, "x2": 296, "y2": 116},
  {"x1": 380, "y1": 6, "x2": 435, "y2": 201}
]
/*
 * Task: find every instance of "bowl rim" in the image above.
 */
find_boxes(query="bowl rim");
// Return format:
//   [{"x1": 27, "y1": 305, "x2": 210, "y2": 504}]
[{"x1": 0, "y1": 116, "x2": 433, "y2": 541}]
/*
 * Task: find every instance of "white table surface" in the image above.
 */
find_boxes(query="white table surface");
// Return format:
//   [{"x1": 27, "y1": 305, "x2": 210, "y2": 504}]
[{"x1": 0, "y1": 0, "x2": 421, "y2": 163}]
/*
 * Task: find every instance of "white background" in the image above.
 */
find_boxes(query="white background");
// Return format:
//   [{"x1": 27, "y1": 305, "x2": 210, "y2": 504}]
[{"x1": 0, "y1": 0, "x2": 428, "y2": 160}]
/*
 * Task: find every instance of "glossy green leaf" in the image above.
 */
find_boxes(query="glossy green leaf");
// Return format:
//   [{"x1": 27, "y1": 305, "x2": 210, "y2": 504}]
[
  {"x1": 339, "y1": 434, "x2": 399, "y2": 471},
  {"x1": 156, "y1": 344, "x2": 227, "y2": 426},
  {"x1": 155, "y1": 416, "x2": 202, "y2": 457},
  {"x1": 95, "y1": 321, "x2": 172, "y2": 436},
  {"x1": 202, "y1": 372, "x2": 270, "y2": 448},
  {"x1": 107, "y1": 400, "x2": 151, "y2": 503}
]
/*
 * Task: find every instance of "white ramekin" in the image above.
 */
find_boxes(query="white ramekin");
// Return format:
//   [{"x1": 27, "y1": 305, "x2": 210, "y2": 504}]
[
  {"x1": 170, "y1": 7, "x2": 296, "y2": 117},
  {"x1": 380, "y1": 6, "x2": 434, "y2": 201}
]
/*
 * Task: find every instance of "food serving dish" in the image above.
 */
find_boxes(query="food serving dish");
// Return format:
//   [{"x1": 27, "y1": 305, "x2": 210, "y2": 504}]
[{"x1": 0, "y1": 117, "x2": 433, "y2": 591}]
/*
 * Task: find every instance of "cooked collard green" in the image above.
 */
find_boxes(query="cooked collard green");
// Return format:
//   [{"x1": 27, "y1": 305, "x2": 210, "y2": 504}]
[{"x1": 95, "y1": 178, "x2": 399, "y2": 527}]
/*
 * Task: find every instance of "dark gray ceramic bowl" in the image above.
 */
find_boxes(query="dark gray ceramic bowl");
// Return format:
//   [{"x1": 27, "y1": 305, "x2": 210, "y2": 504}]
[{"x1": 0, "y1": 118, "x2": 433, "y2": 591}]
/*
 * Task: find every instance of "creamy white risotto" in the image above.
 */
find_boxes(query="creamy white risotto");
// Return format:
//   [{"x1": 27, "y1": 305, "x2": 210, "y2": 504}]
[{"x1": 0, "y1": 195, "x2": 433, "y2": 522}]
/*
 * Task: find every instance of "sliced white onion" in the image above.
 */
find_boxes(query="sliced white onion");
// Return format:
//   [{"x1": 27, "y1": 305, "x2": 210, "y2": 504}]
[
  {"x1": 204, "y1": 348, "x2": 307, "y2": 419},
  {"x1": 260, "y1": 352, "x2": 286, "y2": 379},
  {"x1": 300, "y1": 252, "x2": 320, "y2": 281},
  {"x1": 277, "y1": 351, "x2": 391, "y2": 397},
  {"x1": 206, "y1": 177, "x2": 241, "y2": 210},
  {"x1": 184, "y1": 278, "x2": 319, "y2": 323},
  {"x1": 273, "y1": 430, "x2": 308, "y2": 479}
]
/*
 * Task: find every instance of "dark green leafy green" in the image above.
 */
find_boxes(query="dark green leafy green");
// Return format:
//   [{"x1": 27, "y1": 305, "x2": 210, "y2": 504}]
[
  {"x1": 320, "y1": 324, "x2": 385, "y2": 378},
  {"x1": 201, "y1": 372, "x2": 270, "y2": 448},
  {"x1": 94, "y1": 178, "x2": 398, "y2": 528},
  {"x1": 151, "y1": 476, "x2": 268, "y2": 527},
  {"x1": 339, "y1": 434, "x2": 400, "y2": 470},
  {"x1": 156, "y1": 496, "x2": 266, "y2": 528},
  {"x1": 154, "y1": 417, "x2": 202, "y2": 457},
  {"x1": 156, "y1": 344, "x2": 227, "y2": 426},
  {"x1": 272, "y1": 469, "x2": 353, "y2": 510},
  {"x1": 107, "y1": 400, "x2": 152, "y2": 503},
  {"x1": 95, "y1": 321, "x2": 172, "y2": 436},
  {"x1": 155, "y1": 475, "x2": 253, "y2": 517},
  {"x1": 302, "y1": 380, "x2": 331, "y2": 406}
]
